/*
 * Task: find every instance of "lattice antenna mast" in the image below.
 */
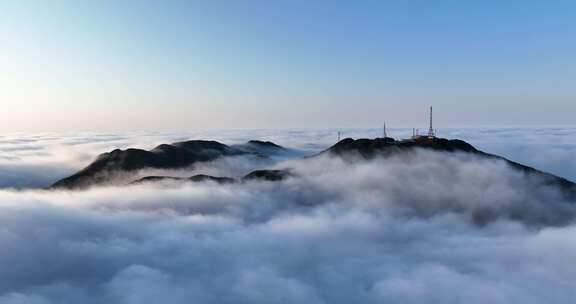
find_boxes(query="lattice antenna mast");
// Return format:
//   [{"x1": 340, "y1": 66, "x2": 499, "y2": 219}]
[{"x1": 427, "y1": 106, "x2": 435, "y2": 137}]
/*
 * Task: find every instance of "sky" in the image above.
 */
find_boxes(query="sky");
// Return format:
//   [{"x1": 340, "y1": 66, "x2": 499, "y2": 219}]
[{"x1": 1, "y1": 0, "x2": 575, "y2": 132}]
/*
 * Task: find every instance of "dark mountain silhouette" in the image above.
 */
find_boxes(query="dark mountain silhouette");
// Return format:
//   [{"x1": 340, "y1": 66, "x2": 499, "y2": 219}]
[
  {"x1": 242, "y1": 169, "x2": 293, "y2": 182},
  {"x1": 318, "y1": 136, "x2": 477, "y2": 158},
  {"x1": 51, "y1": 140, "x2": 288, "y2": 189},
  {"x1": 131, "y1": 169, "x2": 292, "y2": 185},
  {"x1": 131, "y1": 174, "x2": 236, "y2": 185},
  {"x1": 318, "y1": 137, "x2": 576, "y2": 199},
  {"x1": 235, "y1": 140, "x2": 286, "y2": 154},
  {"x1": 189, "y1": 174, "x2": 236, "y2": 183}
]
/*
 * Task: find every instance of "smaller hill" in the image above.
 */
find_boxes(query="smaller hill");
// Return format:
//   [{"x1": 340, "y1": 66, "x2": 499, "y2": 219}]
[
  {"x1": 52, "y1": 140, "x2": 287, "y2": 190},
  {"x1": 242, "y1": 169, "x2": 292, "y2": 182},
  {"x1": 131, "y1": 174, "x2": 236, "y2": 185}
]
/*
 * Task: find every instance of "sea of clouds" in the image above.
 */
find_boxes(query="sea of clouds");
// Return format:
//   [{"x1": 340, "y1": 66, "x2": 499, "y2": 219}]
[{"x1": 0, "y1": 128, "x2": 575, "y2": 303}]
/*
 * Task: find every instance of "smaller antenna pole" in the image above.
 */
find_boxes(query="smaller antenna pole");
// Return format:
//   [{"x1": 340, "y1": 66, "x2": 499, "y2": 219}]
[
  {"x1": 383, "y1": 121, "x2": 387, "y2": 138},
  {"x1": 428, "y1": 106, "x2": 435, "y2": 138},
  {"x1": 337, "y1": 131, "x2": 341, "y2": 142}
]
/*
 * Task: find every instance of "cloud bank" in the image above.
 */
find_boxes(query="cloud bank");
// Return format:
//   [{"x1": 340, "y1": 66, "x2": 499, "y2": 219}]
[
  {"x1": 2, "y1": 127, "x2": 576, "y2": 189},
  {"x1": 0, "y1": 128, "x2": 575, "y2": 303}
]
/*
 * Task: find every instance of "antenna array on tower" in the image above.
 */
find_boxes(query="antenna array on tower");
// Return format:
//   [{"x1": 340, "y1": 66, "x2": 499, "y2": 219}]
[
  {"x1": 410, "y1": 106, "x2": 437, "y2": 140},
  {"x1": 427, "y1": 106, "x2": 435, "y2": 138}
]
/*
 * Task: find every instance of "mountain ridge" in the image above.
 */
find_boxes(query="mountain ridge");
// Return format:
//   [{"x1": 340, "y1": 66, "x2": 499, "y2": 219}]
[{"x1": 51, "y1": 136, "x2": 576, "y2": 200}]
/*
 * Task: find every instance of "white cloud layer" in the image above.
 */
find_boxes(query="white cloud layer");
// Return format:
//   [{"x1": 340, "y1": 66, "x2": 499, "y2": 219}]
[
  {"x1": 2, "y1": 128, "x2": 576, "y2": 188},
  {"x1": 0, "y1": 128, "x2": 575, "y2": 303}
]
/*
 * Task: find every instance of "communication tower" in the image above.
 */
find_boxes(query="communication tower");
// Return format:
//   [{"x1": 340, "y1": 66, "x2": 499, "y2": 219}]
[{"x1": 427, "y1": 106, "x2": 436, "y2": 138}]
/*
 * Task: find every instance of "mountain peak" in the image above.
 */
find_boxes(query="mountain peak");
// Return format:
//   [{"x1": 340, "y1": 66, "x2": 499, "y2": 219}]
[{"x1": 322, "y1": 137, "x2": 478, "y2": 159}]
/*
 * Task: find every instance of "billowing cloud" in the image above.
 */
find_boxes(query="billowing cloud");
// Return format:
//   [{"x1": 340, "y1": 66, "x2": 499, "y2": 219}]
[
  {"x1": 2, "y1": 128, "x2": 576, "y2": 189},
  {"x1": 0, "y1": 128, "x2": 575, "y2": 303}
]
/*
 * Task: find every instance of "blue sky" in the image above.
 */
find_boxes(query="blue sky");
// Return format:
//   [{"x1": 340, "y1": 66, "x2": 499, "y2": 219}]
[{"x1": 1, "y1": 0, "x2": 575, "y2": 131}]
